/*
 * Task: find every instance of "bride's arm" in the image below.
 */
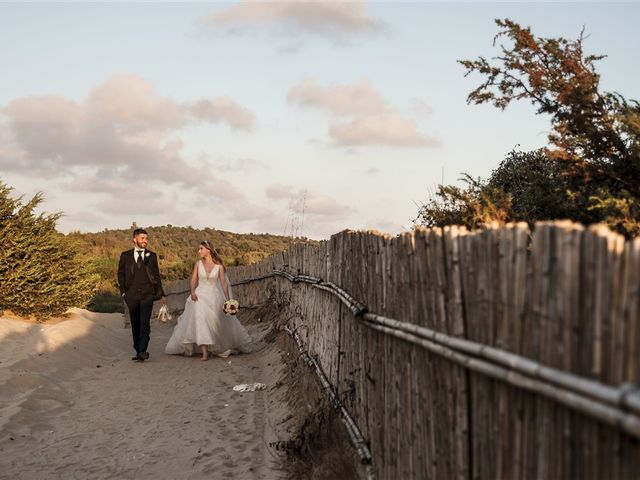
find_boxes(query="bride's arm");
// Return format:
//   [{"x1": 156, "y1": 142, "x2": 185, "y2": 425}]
[
  {"x1": 190, "y1": 261, "x2": 199, "y2": 301},
  {"x1": 219, "y1": 264, "x2": 230, "y2": 301}
]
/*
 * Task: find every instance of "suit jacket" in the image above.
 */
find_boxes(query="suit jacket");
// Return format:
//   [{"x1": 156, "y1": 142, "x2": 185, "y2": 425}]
[{"x1": 117, "y1": 249, "x2": 165, "y2": 300}]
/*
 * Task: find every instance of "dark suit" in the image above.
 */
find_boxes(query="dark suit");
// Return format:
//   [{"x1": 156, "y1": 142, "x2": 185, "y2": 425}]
[{"x1": 117, "y1": 249, "x2": 165, "y2": 356}]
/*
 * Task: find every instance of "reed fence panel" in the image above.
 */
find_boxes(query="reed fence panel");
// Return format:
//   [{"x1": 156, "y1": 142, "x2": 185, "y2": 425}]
[{"x1": 224, "y1": 222, "x2": 640, "y2": 479}]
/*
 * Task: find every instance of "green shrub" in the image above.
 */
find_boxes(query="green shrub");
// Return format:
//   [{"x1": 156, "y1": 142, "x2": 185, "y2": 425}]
[
  {"x1": 0, "y1": 181, "x2": 99, "y2": 320},
  {"x1": 88, "y1": 293, "x2": 124, "y2": 314}
]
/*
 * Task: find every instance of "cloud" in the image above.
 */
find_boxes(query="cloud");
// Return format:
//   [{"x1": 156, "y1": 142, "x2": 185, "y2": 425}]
[
  {"x1": 304, "y1": 192, "x2": 352, "y2": 217},
  {"x1": 204, "y1": 0, "x2": 383, "y2": 41},
  {"x1": 211, "y1": 156, "x2": 269, "y2": 173},
  {"x1": 265, "y1": 184, "x2": 355, "y2": 218},
  {"x1": 86, "y1": 75, "x2": 183, "y2": 132},
  {"x1": 188, "y1": 98, "x2": 254, "y2": 131},
  {"x1": 362, "y1": 218, "x2": 407, "y2": 235},
  {"x1": 287, "y1": 79, "x2": 387, "y2": 116},
  {"x1": 0, "y1": 74, "x2": 253, "y2": 201},
  {"x1": 411, "y1": 99, "x2": 434, "y2": 117},
  {"x1": 259, "y1": 185, "x2": 359, "y2": 238},
  {"x1": 287, "y1": 78, "x2": 438, "y2": 148},
  {"x1": 265, "y1": 184, "x2": 295, "y2": 200},
  {"x1": 331, "y1": 112, "x2": 439, "y2": 147}
]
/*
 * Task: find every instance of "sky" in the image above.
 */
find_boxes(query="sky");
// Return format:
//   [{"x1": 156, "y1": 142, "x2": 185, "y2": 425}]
[{"x1": 0, "y1": 1, "x2": 638, "y2": 239}]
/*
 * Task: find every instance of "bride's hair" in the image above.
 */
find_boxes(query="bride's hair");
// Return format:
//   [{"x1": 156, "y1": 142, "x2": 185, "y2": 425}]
[{"x1": 200, "y1": 240, "x2": 224, "y2": 265}]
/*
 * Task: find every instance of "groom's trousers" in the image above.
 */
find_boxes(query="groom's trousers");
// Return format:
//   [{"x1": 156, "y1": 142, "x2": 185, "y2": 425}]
[{"x1": 126, "y1": 294, "x2": 154, "y2": 355}]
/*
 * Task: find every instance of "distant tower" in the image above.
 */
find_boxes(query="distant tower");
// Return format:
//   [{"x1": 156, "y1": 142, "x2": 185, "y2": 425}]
[
  {"x1": 284, "y1": 189, "x2": 307, "y2": 242},
  {"x1": 298, "y1": 190, "x2": 307, "y2": 240}
]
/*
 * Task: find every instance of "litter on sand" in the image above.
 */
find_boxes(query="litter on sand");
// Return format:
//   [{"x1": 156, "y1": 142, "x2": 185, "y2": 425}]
[{"x1": 233, "y1": 383, "x2": 267, "y2": 392}]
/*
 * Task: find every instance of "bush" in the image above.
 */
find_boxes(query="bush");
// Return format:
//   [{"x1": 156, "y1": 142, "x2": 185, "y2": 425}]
[
  {"x1": 0, "y1": 181, "x2": 99, "y2": 320},
  {"x1": 88, "y1": 293, "x2": 124, "y2": 314},
  {"x1": 414, "y1": 173, "x2": 511, "y2": 229}
]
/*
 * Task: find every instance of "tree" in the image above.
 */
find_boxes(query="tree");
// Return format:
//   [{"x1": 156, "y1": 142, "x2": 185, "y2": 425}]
[
  {"x1": 460, "y1": 19, "x2": 639, "y2": 174},
  {"x1": 486, "y1": 149, "x2": 576, "y2": 222},
  {"x1": 416, "y1": 19, "x2": 639, "y2": 236},
  {"x1": 0, "y1": 181, "x2": 98, "y2": 320},
  {"x1": 414, "y1": 173, "x2": 511, "y2": 229},
  {"x1": 461, "y1": 19, "x2": 639, "y2": 235}
]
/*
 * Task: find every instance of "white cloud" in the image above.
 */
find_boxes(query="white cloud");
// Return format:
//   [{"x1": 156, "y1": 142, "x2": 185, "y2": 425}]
[
  {"x1": 212, "y1": 157, "x2": 269, "y2": 173},
  {"x1": 265, "y1": 184, "x2": 295, "y2": 200},
  {"x1": 288, "y1": 78, "x2": 387, "y2": 116},
  {"x1": 411, "y1": 99, "x2": 434, "y2": 117},
  {"x1": 362, "y1": 218, "x2": 407, "y2": 235},
  {"x1": 0, "y1": 74, "x2": 253, "y2": 201},
  {"x1": 287, "y1": 78, "x2": 438, "y2": 149},
  {"x1": 204, "y1": 0, "x2": 383, "y2": 41},
  {"x1": 265, "y1": 184, "x2": 355, "y2": 219},
  {"x1": 188, "y1": 97, "x2": 254, "y2": 131},
  {"x1": 330, "y1": 112, "x2": 439, "y2": 147},
  {"x1": 304, "y1": 192, "x2": 352, "y2": 217},
  {"x1": 86, "y1": 74, "x2": 183, "y2": 132}
]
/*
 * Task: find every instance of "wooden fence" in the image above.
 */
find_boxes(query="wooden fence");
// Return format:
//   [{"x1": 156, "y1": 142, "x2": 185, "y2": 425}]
[{"x1": 228, "y1": 221, "x2": 640, "y2": 480}]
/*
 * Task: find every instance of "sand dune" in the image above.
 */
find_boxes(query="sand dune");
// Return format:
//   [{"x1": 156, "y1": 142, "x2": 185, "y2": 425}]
[{"x1": 0, "y1": 308, "x2": 289, "y2": 479}]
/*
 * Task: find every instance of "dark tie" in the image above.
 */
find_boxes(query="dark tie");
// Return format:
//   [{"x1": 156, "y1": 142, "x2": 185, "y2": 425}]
[{"x1": 136, "y1": 252, "x2": 143, "y2": 268}]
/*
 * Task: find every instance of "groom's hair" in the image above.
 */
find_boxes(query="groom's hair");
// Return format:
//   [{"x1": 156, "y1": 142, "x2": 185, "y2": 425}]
[{"x1": 133, "y1": 228, "x2": 148, "y2": 237}]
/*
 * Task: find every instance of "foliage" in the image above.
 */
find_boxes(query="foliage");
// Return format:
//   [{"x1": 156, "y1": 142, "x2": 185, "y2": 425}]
[
  {"x1": 588, "y1": 190, "x2": 640, "y2": 238},
  {"x1": 87, "y1": 293, "x2": 124, "y2": 314},
  {"x1": 415, "y1": 173, "x2": 511, "y2": 229},
  {"x1": 459, "y1": 19, "x2": 640, "y2": 174},
  {"x1": 69, "y1": 225, "x2": 314, "y2": 312},
  {"x1": 416, "y1": 19, "x2": 639, "y2": 236},
  {"x1": 416, "y1": 149, "x2": 582, "y2": 230},
  {"x1": 0, "y1": 182, "x2": 99, "y2": 320},
  {"x1": 486, "y1": 149, "x2": 577, "y2": 222}
]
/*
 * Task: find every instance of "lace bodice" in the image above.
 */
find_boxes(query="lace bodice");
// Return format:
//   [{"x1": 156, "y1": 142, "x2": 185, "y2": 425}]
[{"x1": 198, "y1": 262, "x2": 220, "y2": 287}]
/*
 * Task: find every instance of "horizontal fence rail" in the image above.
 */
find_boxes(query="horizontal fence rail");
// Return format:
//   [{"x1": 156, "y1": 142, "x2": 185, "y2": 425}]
[
  {"x1": 233, "y1": 270, "x2": 640, "y2": 438},
  {"x1": 285, "y1": 325, "x2": 374, "y2": 479}
]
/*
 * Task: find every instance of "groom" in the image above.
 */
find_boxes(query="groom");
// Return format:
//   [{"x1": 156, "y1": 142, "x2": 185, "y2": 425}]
[{"x1": 117, "y1": 228, "x2": 166, "y2": 362}]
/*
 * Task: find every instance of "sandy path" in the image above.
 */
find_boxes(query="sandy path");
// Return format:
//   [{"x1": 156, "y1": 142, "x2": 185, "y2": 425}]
[{"x1": 0, "y1": 309, "x2": 288, "y2": 480}]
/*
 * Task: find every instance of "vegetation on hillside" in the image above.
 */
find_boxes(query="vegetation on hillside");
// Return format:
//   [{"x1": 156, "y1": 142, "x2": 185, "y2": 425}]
[
  {"x1": 415, "y1": 19, "x2": 640, "y2": 237},
  {"x1": 0, "y1": 180, "x2": 311, "y2": 317},
  {"x1": 68, "y1": 224, "x2": 311, "y2": 313},
  {"x1": 0, "y1": 182, "x2": 99, "y2": 320}
]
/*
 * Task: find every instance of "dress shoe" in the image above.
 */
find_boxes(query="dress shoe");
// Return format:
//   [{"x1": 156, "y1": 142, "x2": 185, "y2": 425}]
[
  {"x1": 131, "y1": 355, "x2": 140, "y2": 361},
  {"x1": 138, "y1": 352, "x2": 149, "y2": 361}
]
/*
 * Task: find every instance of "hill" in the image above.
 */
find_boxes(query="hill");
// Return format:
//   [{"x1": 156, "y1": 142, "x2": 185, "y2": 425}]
[{"x1": 67, "y1": 225, "x2": 314, "y2": 313}]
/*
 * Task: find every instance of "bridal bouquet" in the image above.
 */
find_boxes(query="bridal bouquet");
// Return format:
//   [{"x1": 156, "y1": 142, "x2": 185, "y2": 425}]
[{"x1": 223, "y1": 299, "x2": 239, "y2": 316}]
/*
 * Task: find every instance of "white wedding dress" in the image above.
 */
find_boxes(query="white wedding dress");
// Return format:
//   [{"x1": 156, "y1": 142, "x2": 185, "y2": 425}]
[{"x1": 164, "y1": 262, "x2": 251, "y2": 357}]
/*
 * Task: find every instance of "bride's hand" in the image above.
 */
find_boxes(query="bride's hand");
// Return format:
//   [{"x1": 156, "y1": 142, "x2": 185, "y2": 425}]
[{"x1": 191, "y1": 292, "x2": 198, "y2": 301}]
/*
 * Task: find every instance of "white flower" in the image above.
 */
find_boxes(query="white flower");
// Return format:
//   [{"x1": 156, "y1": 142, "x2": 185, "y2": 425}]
[
  {"x1": 223, "y1": 299, "x2": 239, "y2": 315},
  {"x1": 145, "y1": 252, "x2": 150, "y2": 258}
]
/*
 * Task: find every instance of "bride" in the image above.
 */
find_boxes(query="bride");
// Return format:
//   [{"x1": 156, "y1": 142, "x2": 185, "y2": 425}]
[{"x1": 165, "y1": 240, "x2": 251, "y2": 361}]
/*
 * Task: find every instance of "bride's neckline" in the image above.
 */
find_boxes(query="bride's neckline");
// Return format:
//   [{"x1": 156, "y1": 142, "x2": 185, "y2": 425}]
[{"x1": 201, "y1": 260, "x2": 218, "y2": 277}]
